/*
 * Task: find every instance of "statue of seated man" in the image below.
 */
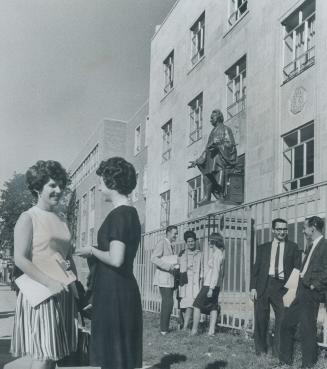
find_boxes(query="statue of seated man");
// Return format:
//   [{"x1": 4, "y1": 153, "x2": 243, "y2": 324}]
[{"x1": 188, "y1": 109, "x2": 237, "y2": 205}]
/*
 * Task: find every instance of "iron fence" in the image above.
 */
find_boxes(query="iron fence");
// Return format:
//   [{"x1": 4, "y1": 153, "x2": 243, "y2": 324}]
[{"x1": 134, "y1": 181, "x2": 327, "y2": 345}]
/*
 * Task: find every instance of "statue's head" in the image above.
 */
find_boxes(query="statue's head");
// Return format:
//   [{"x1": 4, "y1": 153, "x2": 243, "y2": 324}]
[{"x1": 210, "y1": 109, "x2": 224, "y2": 125}]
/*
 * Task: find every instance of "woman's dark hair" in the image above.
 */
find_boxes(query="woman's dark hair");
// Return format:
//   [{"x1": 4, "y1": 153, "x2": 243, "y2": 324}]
[
  {"x1": 209, "y1": 232, "x2": 225, "y2": 250},
  {"x1": 26, "y1": 160, "x2": 69, "y2": 198},
  {"x1": 96, "y1": 157, "x2": 136, "y2": 196},
  {"x1": 184, "y1": 230, "x2": 196, "y2": 242}
]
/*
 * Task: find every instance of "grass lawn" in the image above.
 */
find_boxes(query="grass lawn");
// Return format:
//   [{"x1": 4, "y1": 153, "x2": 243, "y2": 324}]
[{"x1": 142, "y1": 312, "x2": 327, "y2": 369}]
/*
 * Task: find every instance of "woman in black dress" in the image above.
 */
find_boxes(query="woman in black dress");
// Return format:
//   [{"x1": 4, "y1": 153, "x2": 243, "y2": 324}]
[{"x1": 76, "y1": 157, "x2": 142, "y2": 369}]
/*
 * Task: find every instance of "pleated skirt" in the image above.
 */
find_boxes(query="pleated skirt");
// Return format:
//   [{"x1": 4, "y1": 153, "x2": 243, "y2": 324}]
[{"x1": 10, "y1": 288, "x2": 78, "y2": 361}]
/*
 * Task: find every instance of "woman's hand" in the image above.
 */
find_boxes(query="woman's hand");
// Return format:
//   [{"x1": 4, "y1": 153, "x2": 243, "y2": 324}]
[
  {"x1": 47, "y1": 279, "x2": 68, "y2": 295},
  {"x1": 75, "y1": 247, "x2": 92, "y2": 258},
  {"x1": 207, "y1": 288, "x2": 213, "y2": 298}
]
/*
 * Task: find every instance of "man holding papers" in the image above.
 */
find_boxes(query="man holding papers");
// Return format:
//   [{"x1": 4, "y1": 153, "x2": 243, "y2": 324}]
[
  {"x1": 279, "y1": 216, "x2": 327, "y2": 368},
  {"x1": 151, "y1": 225, "x2": 179, "y2": 335},
  {"x1": 250, "y1": 218, "x2": 301, "y2": 356}
]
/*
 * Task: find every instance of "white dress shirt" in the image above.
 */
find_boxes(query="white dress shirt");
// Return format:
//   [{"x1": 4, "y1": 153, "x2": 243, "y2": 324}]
[
  {"x1": 268, "y1": 239, "x2": 285, "y2": 279},
  {"x1": 300, "y1": 235, "x2": 323, "y2": 278}
]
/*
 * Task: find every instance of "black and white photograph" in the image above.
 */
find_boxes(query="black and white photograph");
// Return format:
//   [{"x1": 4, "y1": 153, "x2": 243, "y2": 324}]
[{"x1": 0, "y1": 0, "x2": 326, "y2": 368}]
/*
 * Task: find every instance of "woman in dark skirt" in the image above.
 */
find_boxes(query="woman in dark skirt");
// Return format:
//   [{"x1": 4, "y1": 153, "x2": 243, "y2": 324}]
[
  {"x1": 76, "y1": 157, "x2": 142, "y2": 369},
  {"x1": 191, "y1": 232, "x2": 225, "y2": 336}
]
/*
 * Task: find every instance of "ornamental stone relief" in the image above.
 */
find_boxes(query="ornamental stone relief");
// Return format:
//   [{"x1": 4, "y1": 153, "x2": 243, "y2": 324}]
[{"x1": 289, "y1": 86, "x2": 307, "y2": 115}]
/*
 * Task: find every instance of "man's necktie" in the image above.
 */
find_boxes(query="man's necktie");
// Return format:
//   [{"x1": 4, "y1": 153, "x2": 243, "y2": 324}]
[{"x1": 274, "y1": 242, "x2": 280, "y2": 278}]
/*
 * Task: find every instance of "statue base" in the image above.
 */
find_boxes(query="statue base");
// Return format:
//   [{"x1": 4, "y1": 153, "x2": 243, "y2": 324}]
[{"x1": 189, "y1": 198, "x2": 238, "y2": 219}]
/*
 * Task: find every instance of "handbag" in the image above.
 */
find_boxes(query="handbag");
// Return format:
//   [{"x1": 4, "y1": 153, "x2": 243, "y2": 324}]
[{"x1": 57, "y1": 315, "x2": 90, "y2": 367}]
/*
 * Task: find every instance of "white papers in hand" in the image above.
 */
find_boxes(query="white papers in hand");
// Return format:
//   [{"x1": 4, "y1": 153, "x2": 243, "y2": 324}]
[
  {"x1": 15, "y1": 274, "x2": 53, "y2": 307},
  {"x1": 283, "y1": 268, "x2": 300, "y2": 307},
  {"x1": 36, "y1": 252, "x2": 76, "y2": 285},
  {"x1": 283, "y1": 288, "x2": 297, "y2": 308},
  {"x1": 284, "y1": 268, "x2": 300, "y2": 289}
]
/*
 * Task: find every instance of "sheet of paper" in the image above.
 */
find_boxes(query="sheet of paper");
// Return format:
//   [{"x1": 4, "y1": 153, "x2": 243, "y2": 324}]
[
  {"x1": 40, "y1": 252, "x2": 76, "y2": 285},
  {"x1": 283, "y1": 288, "x2": 297, "y2": 307},
  {"x1": 15, "y1": 274, "x2": 54, "y2": 307},
  {"x1": 284, "y1": 268, "x2": 300, "y2": 289}
]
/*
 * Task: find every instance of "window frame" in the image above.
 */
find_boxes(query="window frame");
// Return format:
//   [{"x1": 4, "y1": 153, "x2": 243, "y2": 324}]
[
  {"x1": 228, "y1": 0, "x2": 248, "y2": 27},
  {"x1": 190, "y1": 12, "x2": 205, "y2": 66},
  {"x1": 134, "y1": 125, "x2": 141, "y2": 155},
  {"x1": 163, "y1": 50, "x2": 174, "y2": 94},
  {"x1": 225, "y1": 55, "x2": 247, "y2": 119},
  {"x1": 187, "y1": 175, "x2": 202, "y2": 214},
  {"x1": 189, "y1": 93, "x2": 203, "y2": 144},
  {"x1": 161, "y1": 120, "x2": 172, "y2": 162},
  {"x1": 282, "y1": 121, "x2": 314, "y2": 191},
  {"x1": 282, "y1": 1, "x2": 316, "y2": 82},
  {"x1": 160, "y1": 190, "x2": 170, "y2": 229}
]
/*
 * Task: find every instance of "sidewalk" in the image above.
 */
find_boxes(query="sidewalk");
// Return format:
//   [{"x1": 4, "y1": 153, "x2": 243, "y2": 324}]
[{"x1": 0, "y1": 284, "x2": 99, "y2": 369}]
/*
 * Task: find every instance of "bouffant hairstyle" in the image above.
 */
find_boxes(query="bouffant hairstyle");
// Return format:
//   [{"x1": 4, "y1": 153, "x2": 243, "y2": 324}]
[
  {"x1": 209, "y1": 232, "x2": 225, "y2": 250},
  {"x1": 184, "y1": 230, "x2": 196, "y2": 242},
  {"x1": 26, "y1": 160, "x2": 69, "y2": 198},
  {"x1": 96, "y1": 157, "x2": 136, "y2": 196}
]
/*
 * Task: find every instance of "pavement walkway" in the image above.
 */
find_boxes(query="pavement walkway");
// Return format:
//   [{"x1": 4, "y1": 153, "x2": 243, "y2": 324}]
[{"x1": 0, "y1": 284, "x2": 152, "y2": 369}]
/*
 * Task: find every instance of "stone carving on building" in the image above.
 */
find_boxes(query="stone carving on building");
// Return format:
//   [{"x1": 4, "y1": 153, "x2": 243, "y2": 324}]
[
  {"x1": 290, "y1": 87, "x2": 306, "y2": 115},
  {"x1": 188, "y1": 109, "x2": 243, "y2": 205}
]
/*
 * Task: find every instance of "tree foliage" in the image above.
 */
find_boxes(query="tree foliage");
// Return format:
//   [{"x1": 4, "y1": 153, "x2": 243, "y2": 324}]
[{"x1": 0, "y1": 173, "x2": 34, "y2": 251}]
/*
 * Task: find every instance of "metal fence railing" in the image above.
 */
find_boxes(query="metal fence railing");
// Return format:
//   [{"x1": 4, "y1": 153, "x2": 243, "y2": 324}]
[{"x1": 134, "y1": 181, "x2": 327, "y2": 346}]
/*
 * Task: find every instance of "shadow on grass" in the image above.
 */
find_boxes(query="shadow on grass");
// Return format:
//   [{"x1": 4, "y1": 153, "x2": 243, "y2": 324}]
[
  {"x1": 151, "y1": 353, "x2": 187, "y2": 368},
  {"x1": 0, "y1": 339, "x2": 13, "y2": 368},
  {"x1": 205, "y1": 360, "x2": 228, "y2": 369}
]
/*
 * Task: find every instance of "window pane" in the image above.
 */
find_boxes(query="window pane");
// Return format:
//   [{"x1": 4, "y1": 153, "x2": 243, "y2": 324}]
[
  {"x1": 294, "y1": 145, "x2": 304, "y2": 178},
  {"x1": 291, "y1": 181, "x2": 298, "y2": 190},
  {"x1": 300, "y1": 175, "x2": 314, "y2": 187},
  {"x1": 300, "y1": 124, "x2": 314, "y2": 142},
  {"x1": 306, "y1": 140, "x2": 314, "y2": 174},
  {"x1": 283, "y1": 150, "x2": 292, "y2": 181},
  {"x1": 284, "y1": 131, "x2": 298, "y2": 148}
]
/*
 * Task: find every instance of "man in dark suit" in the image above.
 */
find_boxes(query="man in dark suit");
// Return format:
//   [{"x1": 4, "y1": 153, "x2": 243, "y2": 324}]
[
  {"x1": 279, "y1": 216, "x2": 327, "y2": 368},
  {"x1": 250, "y1": 218, "x2": 301, "y2": 356}
]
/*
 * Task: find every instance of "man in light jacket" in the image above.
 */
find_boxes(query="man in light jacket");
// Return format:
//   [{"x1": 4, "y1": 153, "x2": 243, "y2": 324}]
[{"x1": 151, "y1": 225, "x2": 178, "y2": 335}]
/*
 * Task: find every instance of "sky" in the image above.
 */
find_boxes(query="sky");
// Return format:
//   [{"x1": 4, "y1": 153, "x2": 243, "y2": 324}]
[{"x1": 0, "y1": 0, "x2": 176, "y2": 187}]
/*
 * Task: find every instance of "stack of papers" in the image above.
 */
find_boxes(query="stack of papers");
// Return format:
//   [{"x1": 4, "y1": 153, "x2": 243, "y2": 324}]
[{"x1": 15, "y1": 252, "x2": 76, "y2": 307}]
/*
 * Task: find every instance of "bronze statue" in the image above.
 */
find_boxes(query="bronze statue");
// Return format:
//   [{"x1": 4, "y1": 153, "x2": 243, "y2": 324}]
[{"x1": 188, "y1": 109, "x2": 237, "y2": 205}]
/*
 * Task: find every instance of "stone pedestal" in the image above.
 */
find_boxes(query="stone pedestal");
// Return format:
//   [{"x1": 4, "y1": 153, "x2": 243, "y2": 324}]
[{"x1": 189, "y1": 199, "x2": 237, "y2": 219}]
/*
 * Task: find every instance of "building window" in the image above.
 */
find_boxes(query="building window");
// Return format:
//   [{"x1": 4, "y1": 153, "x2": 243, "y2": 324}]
[
  {"x1": 188, "y1": 176, "x2": 202, "y2": 213},
  {"x1": 228, "y1": 0, "x2": 248, "y2": 27},
  {"x1": 82, "y1": 194, "x2": 87, "y2": 217},
  {"x1": 282, "y1": 0, "x2": 315, "y2": 82},
  {"x1": 162, "y1": 120, "x2": 172, "y2": 162},
  {"x1": 226, "y1": 55, "x2": 246, "y2": 119},
  {"x1": 190, "y1": 12, "x2": 205, "y2": 65},
  {"x1": 134, "y1": 125, "x2": 141, "y2": 154},
  {"x1": 160, "y1": 190, "x2": 170, "y2": 228},
  {"x1": 132, "y1": 172, "x2": 140, "y2": 202},
  {"x1": 89, "y1": 228, "x2": 94, "y2": 246},
  {"x1": 81, "y1": 231, "x2": 86, "y2": 247},
  {"x1": 163, "y1": 51, "x2": 174, "y2": 94},
  {"x1": 189, "y1": 93, "x2": 203, "y2": 143},
  {"x1": 90, "y1": 186, "x2": 96, "y2": 211},
  {"x1": 283, "y1": 122, "x2": 314, "y2": 191}
]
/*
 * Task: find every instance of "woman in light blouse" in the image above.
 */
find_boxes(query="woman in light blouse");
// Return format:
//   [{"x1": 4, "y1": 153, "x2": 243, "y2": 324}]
[{"x1": 191, "y1": 232, "x2": 225, "y2": 336}]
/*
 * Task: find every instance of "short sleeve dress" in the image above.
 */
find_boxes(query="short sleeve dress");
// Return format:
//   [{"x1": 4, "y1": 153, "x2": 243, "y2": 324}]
[{"x1": 90, "y1": 205, "x2": 143, "y2": 369}]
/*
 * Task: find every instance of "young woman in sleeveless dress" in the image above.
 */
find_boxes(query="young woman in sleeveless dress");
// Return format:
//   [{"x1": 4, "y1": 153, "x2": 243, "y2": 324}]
[
  {"x1": 76, "y1": 157, "x2": 143, "y2": 369},
  {"x1": 10, "y1": 160, "x2": 78, "y2": 369}
]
